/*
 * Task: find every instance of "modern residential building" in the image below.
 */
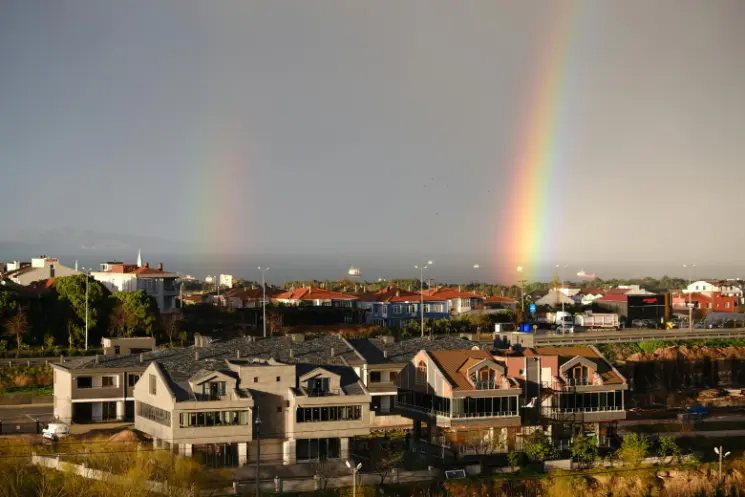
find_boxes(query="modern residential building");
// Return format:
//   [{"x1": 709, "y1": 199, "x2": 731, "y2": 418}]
[
  {"x1": 350, "y1": 336, "x2": 479, "y2": 428},
  {"x1": 2, "y1": 256, "x2": 77, "y2": 285},
  {"x1": 101, "y1": 337, "x2": 156, "y2": 356},
  {"x1": 273, "y1": 287, "x2": 358, "y2": 308},
  {"x1": 219, "y1": 274, "x2": 235, "y2": 289},
  {"x1": 393, "y1": 345, "x2": 627, "y2": 453},
  {"x1": 355, "y1": 286, "x2": 449, "y2": 328},
  {"x1": 91, "y1": 261, "x2": 180, "y2": 313},
  {"x1": 423, "y1": 287, "x2": 485, "y2": 315}
]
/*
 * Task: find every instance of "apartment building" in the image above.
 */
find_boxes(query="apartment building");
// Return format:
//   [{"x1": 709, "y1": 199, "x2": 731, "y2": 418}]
[
  {"x1": 393, "y1": 345, "x2": 627, "y2": 454},
  {"x1": 3, "y1": 256, "x2": 77, "y2": 285},
  {"x1": 91, "y1": 261, "x2": 180, "y2": 313}
]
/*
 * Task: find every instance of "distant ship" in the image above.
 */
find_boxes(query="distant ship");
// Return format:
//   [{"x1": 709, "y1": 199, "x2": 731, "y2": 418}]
[
  {"x1": 347, "y1": 265, "x2": 361, "y2": 278},
  {"x1": 577, "y1": 269, "x2": 597, "y2": 279}
]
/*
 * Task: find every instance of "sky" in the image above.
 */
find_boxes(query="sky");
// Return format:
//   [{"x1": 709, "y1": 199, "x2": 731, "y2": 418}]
[{"x1": 1, "y1": 1, "x2": 744, "y2": 282}]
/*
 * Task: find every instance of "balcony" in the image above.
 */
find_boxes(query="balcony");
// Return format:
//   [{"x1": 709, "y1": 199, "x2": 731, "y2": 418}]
[
  {"x1": 305, "y1": 388, "x2": 342, "y2": 398},
  {"x1": 473, "y1": 380, "x2": 500, "y2": 390},
  {"x1": 73, "y1": 386, "x2": 124, "y2": 400}
]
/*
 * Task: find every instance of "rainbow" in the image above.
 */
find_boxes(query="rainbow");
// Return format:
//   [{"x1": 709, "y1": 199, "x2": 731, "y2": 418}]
[{"x1": 497, "y1": 0, "x2": 583, "y2": 283}]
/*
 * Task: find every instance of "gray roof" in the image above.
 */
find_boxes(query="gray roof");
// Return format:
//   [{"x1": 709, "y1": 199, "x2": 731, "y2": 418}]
[
  {"x1": 295, "y1": 363, "x2": 367, "y2": 396},
  {"x1": 349, "y1": 336, "x2": 481, "y2": 364}
]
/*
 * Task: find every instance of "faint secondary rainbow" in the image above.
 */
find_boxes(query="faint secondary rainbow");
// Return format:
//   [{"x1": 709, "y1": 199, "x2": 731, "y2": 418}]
[{"x1": 497, "y1": 0, "x2": 584, "y2": 283}]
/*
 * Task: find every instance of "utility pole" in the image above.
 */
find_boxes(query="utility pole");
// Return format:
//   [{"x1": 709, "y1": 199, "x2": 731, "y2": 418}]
[
  {"x1": 84, "y1": 268, "x2": 89, "y2": 351},
  {"x1": 255, "y1": 408, "x2": 262, "y2": 497},
  {"x1": 516, "y1": 266, "x2": 526, "y2": 314},
  {"x1": 258, "y1": 267, "x2": 270, "y2": 338},
  {"x1": 683, "y1": 264, "x2": 696, "y2": 330},
  {"x1": 415, "y1": 261, "x2": 433, "y2": 337},
  {"x1": 556, "y1": 265, "x2": 568, "y2": 335}
]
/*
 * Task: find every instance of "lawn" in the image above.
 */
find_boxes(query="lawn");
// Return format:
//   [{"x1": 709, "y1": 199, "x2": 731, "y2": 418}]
[{"x1": 0, "y1": 385, "x2": 53, "y2": 396}]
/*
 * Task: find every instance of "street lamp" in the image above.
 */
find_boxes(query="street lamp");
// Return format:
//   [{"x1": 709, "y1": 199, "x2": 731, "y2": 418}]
[
  {"x1": 255, "y1": 408, "x2": 262, "y2": 497},
  {"x1": 683, "y1": 264, "x2": 696, "y2": 330},
  {"x1": 516, "y1": 266, "x2": 526, "y2": 313},
  {"x1": 715, "y1": 446, "x2": 730, "y2": 483},
  {"x1": 345, "y1": 460, "x2": 362, "y2": 497},
  {"x1": 258, "y1": 267, "x2": 270, "y2": 338},
  {"x1": 414, "y1": 261, "x2": 433, "y2": 338}
]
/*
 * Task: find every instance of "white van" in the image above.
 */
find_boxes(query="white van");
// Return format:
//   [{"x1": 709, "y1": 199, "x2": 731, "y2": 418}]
[{"x1": 42, "y1": 422, "x2": 70, "y2": 440}]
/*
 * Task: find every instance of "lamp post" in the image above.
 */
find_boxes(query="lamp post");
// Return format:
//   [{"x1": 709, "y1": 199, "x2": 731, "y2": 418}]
[
  {"x1": 556, "y1": 265, "x2": 568, "y2": 335},
  {"x1": 414, "y1": 261, "x2": 433, "y2": 338},
  {"x1": 258, "y1": 267, "x2": 270, "y2": 338},
  {"x1": 683, "y1": 264, "x2": 696, "y2": 330},
  {"x1": 715, "y1": 446, "x2": 730, "y2": 484},
  {"x1": 516, "y1": 266, "x2": 526, "y2": 314},
  {"x1": 346, "y1": 460, "x2": 362, "y2": 497},
  {"x1": 255, "y1": 408, "x2": 262, "y2": 497}
]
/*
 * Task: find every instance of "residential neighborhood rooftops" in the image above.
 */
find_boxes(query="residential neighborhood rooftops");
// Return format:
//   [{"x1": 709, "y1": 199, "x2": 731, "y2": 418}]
[
  {"x1": 427, "y1": 349, "x2": 513, "y2": 391},
  {"x1": 274, "y1": 287, "x2": 357, "y2": 301},
  {"x1": 523, "y1": 346, "x2": 625, "y2": 385},
  {"x1": 356, "y1": 285, "x2": 446, "y2": 303},
  {"x1": 350, "y1": 336, "x2": 479, "y2": 364},
  {"x1": 422, "y1": 287, "x2": 482, "y2": 300}
]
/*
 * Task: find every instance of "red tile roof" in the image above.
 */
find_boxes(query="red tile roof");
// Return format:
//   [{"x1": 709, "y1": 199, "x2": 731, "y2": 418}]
[
  {"x1": 428, "y1": 349, "x2": 495, "y2": 391},
  {"x1": 274, "y1": 287, "x2": 357, "y2": 301},
  {"x1": 356, "y1": 285, "x2": 446, "y2": 303},
  {"x1": 484, "y1": 296, "x2": 517, "y2": 303},
  {"x1": 423, "y1": 287, "x2": 483, "y2": 300}
]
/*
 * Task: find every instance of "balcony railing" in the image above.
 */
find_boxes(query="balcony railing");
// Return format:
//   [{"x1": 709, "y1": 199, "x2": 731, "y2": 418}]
[
  {"x1": 473, "y1": 380, "x2": 506, "y2": 390},
  {"x1": 395, "y1": 401, "x2": 450, "y2": 418},
  {"x1": 550, "y1": 406, "x2": 623, "y2": 413},
  {"x1": 305, "y1": 388, "x2": 342, "y2": 397},
  {"x1": 451, "y1": 411, "x2": 518, "y2": 419}
]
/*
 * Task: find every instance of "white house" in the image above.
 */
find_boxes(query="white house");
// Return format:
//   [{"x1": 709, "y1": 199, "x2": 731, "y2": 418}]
[
  {"x1": 91, "y1": 259, "x2": 180, "y2": 313},
  {"x1": 2, "y1": 256, "x2": 77, "y2": 285},
  {"x1": 683, "y1": 280, "x2": 743, "y2": 303}
]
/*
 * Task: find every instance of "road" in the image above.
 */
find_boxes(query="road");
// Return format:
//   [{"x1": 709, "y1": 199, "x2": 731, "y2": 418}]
[
  {"x1": 0, "y1": 355, "x2": 96, "y2": 368},
  {"x1": 530, "y1": 327, "x2": 745, "y2": 346},
  {"x1": 0, "y1": 405, "x2": 54, "y2": 422}
]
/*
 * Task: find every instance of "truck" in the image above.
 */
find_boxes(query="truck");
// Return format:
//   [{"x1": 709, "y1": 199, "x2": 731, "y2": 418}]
[
  {"x1": 574, "y1": 312, "x2": 620, "y2": 330},
  {"x1": 547, "y1": 311, "x2": 574, "y2": 325}
]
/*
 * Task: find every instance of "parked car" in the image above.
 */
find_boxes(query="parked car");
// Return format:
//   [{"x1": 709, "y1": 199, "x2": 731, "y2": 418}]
[
  {"x1": 555, "y1": 324, "x2": 575, "y2": 333},
  {"x1": 42, "y1": 423, "x2": 70, "y2": 441},
  {"x1": 631, "y1": 319, "x2": 646, "y2": 328}
]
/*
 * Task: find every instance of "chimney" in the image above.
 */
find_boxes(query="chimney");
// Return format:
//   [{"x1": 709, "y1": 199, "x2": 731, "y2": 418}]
[
  {"x1": 144, "y1": 262, "x2": 150, "y2": 268},
  {"x1": 330, "y1": 347, "x2": 335, "y2": 357},
  {"x1": 289, "y1": 348, "x2": 294, "y2": 359},
  {"x1": 95, "y1": 354, "x2": 100, "y2": 364},
  {"x1": 139, "y1": 353, "x2": 144, "y2": 363},
  {"x1": 236, "y1": 350, "x2": 241, "y2": 359},
  {"x1": 194, "y1": 349, "x2": 200, "y2": 361},
  {"x1": 157, "y1": 263, "x2": 163, "y2": 271},
  {"x1": 383, "y1": 350, "x2": 388, "y2": 359}
]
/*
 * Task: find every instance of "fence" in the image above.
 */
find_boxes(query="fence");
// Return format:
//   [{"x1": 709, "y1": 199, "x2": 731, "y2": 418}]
[{"x1": 0, "y1": 420, "x2": 43, "y2": 435}]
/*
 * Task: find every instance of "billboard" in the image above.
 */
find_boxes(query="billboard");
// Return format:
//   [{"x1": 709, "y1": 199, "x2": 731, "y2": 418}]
[{"x1": 627, "y1": 294, "x2": 668, "y2": 323}]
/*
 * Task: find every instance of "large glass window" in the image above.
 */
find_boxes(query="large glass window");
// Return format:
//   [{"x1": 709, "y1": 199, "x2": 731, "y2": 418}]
[
  {"x1": 295, "y1": 405, "x2": 362, "y2": 423},
  {"x1": 296, "y1": 438, "x2": 342, "y2": 462},
  {"x1": 178, "y1": 410, "x2": 251, "y2": 428},
  {"x1": 137, "y1": 402, "x2": 171, "y2": 427},
  {"x1": 397, "y1": 389, "x2": 451, "y2": 417}
]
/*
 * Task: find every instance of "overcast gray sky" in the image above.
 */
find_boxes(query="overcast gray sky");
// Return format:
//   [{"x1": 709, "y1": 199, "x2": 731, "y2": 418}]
[{"x1": 1, "y1": 1, "x2": 744, "y2": 279}]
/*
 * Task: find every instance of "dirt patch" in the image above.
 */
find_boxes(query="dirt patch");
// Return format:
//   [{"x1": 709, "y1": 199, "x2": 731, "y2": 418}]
[
  {"x1": 627, "y1": 345, "x2": 745, "y2": 363},
  {"x1": 107, "y1": 428, "x2": 148, "y2": 444}
]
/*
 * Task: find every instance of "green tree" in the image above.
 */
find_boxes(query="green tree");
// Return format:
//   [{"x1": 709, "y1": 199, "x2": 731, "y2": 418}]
[
  {"x1": 507, "y1": 451, "x2": 523, "y2": 473},
  {"x1": 54, "y1": 275, "x2": 110, "y2": 345},
  {"x1": 4, "y1": 311, "x2": 29, "y2": 356},
  {"x1": 570, "y1": 434, "x2": 598, "y2": 468},
  {"x1": 658, "y1": 436, "x2": 680, "y2": 464},
  {"x1": 524, "y1": 430, "x2": 556, "y2": 463},
  {"x1": 110, "y1": 291, "x2": 158, "y2": 337},
  {"x1": 0, "y1": 290, "x2": 19, "y2": 320},
  {"x1": 616, "y1": 433, "x2": 649, "y2": 466}
]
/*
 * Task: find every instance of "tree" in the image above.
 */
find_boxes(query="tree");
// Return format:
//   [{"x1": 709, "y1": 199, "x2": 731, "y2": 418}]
[
  {"x1": 0, "y1": 290, "x2": 19, "y2": 320},
  {"x1": 570, "y1": 434, "x2": 598, "y2": 468},
  {"x1": 4, "y1": 311, "x2": 28, "y2": 356},
  {"x1": 371, "y1": 445, "x2": 404, "y2": 485},
  {"x1": 109, "y1": 291, "x2": 158, "y2": 337},
  {"x1": 55, "y1": 275, "x2": 110, "y2": 344},
  {"x1": 312, "y1": 461, "x2": 337, "y2": 491},
  {"x1": 507, "y1": 451, "x2": 522, "y2": 473},
  {"x1": 616, "y1": 433, "x2": 649, "y2": 466},
  {"x1": 658, "y1": 436, "x2": 680, "y2": 464},
  {"x1": 524, "y1": 430, "x2": 556, "y2": 463},
  {"x1": 161, "y1": 315, "x2": 182, "y2": 347}
]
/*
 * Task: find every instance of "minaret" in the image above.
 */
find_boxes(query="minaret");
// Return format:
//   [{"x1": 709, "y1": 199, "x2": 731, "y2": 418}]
[
  {"x1": 137, "y1": 248, "x2": 143, "y2": 268},
  {"x1": 75, "y1": 260, "x2": 79, "y2": 272}
]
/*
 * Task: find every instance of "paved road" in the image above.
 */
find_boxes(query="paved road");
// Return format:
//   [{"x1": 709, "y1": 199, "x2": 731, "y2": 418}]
[
  {"x1": 0, "y1": 405, "x2": 54, "y2": 422},
  {"x1": 532, "y1": 327, "x2": 745, "y2": 346}
]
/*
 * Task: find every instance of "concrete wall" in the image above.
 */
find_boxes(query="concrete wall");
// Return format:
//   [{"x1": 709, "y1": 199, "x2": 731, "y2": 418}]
[{"x1": 53, "y1": 367, "x2": 72, "y2": 422}]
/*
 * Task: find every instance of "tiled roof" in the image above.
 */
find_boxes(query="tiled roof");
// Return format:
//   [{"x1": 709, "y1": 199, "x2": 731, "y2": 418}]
[
  {"x1": 356, "y1": 285, "x2": 447, "y2": 303},
  {"x1": 423, "y1": 288, "x2": 483, "y2": 300},
  {"x1": 226, "y1": 287, "x2": 282, "y2": 299},
  {"x1": 275, "y1": 287, "x2": 357, "y2": 301},
  {"x1": 428, "y1": 349, "x2": 494, "y2": 391},
  {"x1": 58, "y1": 335, "x2": 365, "y2": 375},
  {"x1": 525, "y1": 347, "x2": 624, "y2": 385},
  {"x1": 295, "y1": 363, "x2": 366, "y2": 396},
  {"x1": 484, "y1": 296, "x2": 517, "y2": 303},
  {"x1": 349, "y1": 336, "x2": 480, "y2": 364}
]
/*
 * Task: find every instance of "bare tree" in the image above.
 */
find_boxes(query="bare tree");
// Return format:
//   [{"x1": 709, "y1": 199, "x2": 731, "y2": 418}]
[
  {"x1": 161, "y1": 315, "x2": 182, "y2": 347},
  {"x1": 4, "y1": 311, "x2": 28, "y2": 356},
  {"x1": 312, "y1": 461, "x2": 338, "y2": 491},
  {"x1": 371, "y1": 445, "x2": 404, "y2": 485}
]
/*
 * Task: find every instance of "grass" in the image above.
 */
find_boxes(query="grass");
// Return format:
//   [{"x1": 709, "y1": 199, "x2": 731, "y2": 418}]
[{"x1": 0, "y1": 385, "x2": 53, "y2": 396}]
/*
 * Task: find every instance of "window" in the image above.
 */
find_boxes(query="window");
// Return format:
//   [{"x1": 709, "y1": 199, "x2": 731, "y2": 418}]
[
  {"x1": 178, "y1": 410, "x2": 250, "y2": 428},
  {"x1": 137, "y1": 402, "x2": 171, "y2": 427},
  {"x1": 295, "y1": 405, "x2": 362, "y2": 423},
  {"x1": 407, "y1": 304, "x2": 416, "y2": 314},
  {"x1": 276, "y1": 406, "x2": 282, "y2": 413},
  {"x1": 416, "y1": 361, "x2": 427, "y2": 384},
  {"x1": 423, "y1": 304, "x2": 431, "y2": 313},
  {"x1": 725, "y1": 302, "x2": 731, "y2": 308},
  {"x1": 253, "y1": 377, "x2": 259, "y2": 383},
  {"x1": 389, "y1": 372, "x2": 398, "y2": 382},
  {"x1": 276, "y1": 376, "x2": 281, "y2": 382},
  {"x1": 369, "y1": 372, "x2": 381, "y2": 383},
  {"x1": 102, "y1": 376, "x2": 115, "y2": 388},
  {"x1": 149, "y1": 374, "x2": 157, "y2": 395},
  {"x1": 127, "y1": 373, "x2": 140, "y2": 388},
  {"x1": 392, "y1": 304, "x2": 402, "y2": 314},
  {"x1": 77, "y1": 376, "x2": 92, "y2": 389}
]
